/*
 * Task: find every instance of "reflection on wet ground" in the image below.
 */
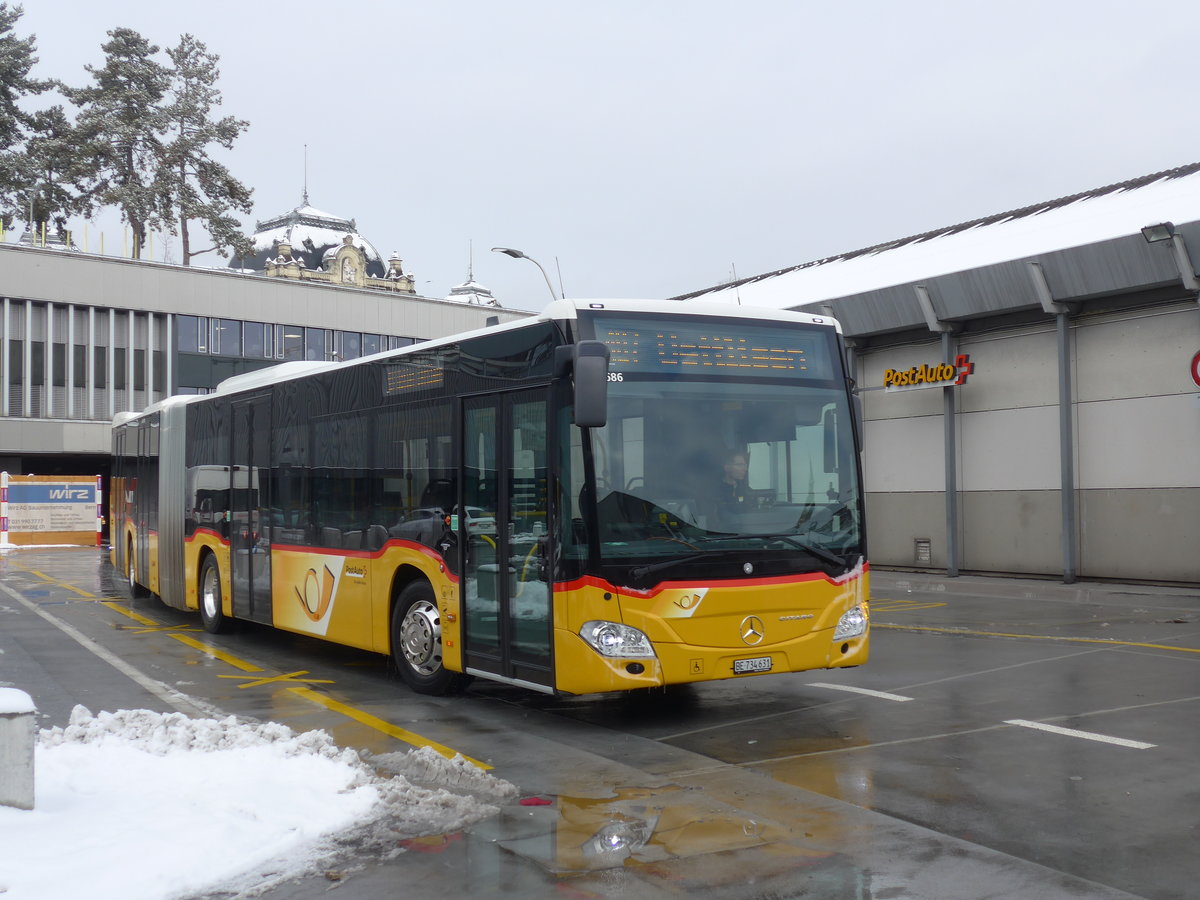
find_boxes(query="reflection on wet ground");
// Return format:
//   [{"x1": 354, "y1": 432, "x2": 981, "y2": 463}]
[
  {"x1": 491, "y1": 787, "x2": 772, "y2": 873},
  {"x1": 5, "y1": 550, "x2": 1194, "y2": 898}
]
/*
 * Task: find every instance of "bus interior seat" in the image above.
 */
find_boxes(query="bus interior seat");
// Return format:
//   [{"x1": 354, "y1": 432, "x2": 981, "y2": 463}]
[
  {"x1": 320, "y1": 526, "x2": 342, "y2": 548},
  {"x1": 367, "y1": 524, "x2": 389, "y2": 549}
]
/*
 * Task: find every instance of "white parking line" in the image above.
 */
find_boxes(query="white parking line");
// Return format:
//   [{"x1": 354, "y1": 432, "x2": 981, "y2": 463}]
[
  {"x1": 1004, "y1": 719, "x2": 1156, "y2": 750},
  {"x1": 0, "y1": 581, "x2": 218, "y2": 718},
  {"x1": 807, "y1": 683, "x2": 914, "y2": 702}
]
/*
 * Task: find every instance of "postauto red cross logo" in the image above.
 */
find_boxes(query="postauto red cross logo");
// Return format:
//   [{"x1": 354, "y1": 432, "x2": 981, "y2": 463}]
[{"x1": 954, "y1": 353, "x2": 975, "y2": 385}]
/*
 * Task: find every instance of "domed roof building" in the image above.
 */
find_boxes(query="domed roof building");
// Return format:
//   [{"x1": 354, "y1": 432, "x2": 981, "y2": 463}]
[
  {"x1": 234, "y1": 194, "x2": 417, "y2": 294},
  {"x1": 243, "y1": 199, "x2": 385, "y2": 276},
  {"x1": 446, "y1": 274, "x2": 499, "y2": 306}
]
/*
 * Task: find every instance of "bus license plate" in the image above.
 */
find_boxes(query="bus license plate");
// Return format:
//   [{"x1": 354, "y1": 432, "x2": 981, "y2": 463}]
[{"x1": 734, "y1": 656, "x2": 772, "y2": 674}]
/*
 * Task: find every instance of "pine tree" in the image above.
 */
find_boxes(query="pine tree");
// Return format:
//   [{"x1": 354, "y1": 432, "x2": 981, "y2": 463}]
[
  {"x1": 20, "y1": 105, "x2": 96, "y2": 239},
  {"x1": 0, "y1": 2, "x2": 50, "y2": 227},
  {"x1": 62, "y1": 27, "x2": 169, "y2": 258},
  {"x1": 158, "y1": 34, "x2": 252, "y2": 265}
]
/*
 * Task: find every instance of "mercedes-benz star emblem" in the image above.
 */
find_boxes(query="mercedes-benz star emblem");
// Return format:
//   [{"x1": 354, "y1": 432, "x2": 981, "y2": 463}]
[{"x1": 740, "y1": 615, "x2": 765, "y2": 646}]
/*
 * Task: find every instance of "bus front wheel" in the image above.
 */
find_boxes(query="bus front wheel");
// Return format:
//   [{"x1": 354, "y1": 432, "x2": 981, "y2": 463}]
[
  {"x1": 199, "y1": 555, "x2": 230, "y2": 634},
  {"x1": 391, "y1": 581, "x2": 469, "y2": 696}
]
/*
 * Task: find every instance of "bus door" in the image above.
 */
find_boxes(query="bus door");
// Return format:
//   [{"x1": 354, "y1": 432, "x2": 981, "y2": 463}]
[
  {"x1": 230, "y1": 394, "x2": 272, "y2": 624},
  {"x1": 461, "y1": 389, "x2": 553, "y2": 690}
]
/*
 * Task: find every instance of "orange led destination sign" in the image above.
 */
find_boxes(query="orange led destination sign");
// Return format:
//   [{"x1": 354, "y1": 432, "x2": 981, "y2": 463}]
[{"x1": 883, "y1": 353, "x2": 974, "y2": 392}]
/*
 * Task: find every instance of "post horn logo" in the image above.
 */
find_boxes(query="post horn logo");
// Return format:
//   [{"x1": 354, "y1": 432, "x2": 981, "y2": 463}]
[{"x1": 295, "y1": 565, "x2": 336, "y2": 622}]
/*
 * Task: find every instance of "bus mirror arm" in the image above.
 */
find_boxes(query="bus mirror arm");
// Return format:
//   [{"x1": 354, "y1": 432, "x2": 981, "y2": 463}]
[
  {"x1": 851, "y1": 387, "x2": 864, "y2": 448},
  {"x1": 553, "y1": 345, "x2": 575, "y2": 377},
  {"x1": 571, "y1": 341, "x2": 610, "y2": 429}
]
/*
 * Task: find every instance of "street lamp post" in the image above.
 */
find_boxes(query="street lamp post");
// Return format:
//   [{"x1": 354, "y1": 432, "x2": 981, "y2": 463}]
[{"x1": 491, "y1": 247, "x2": 560, "y2": 302}]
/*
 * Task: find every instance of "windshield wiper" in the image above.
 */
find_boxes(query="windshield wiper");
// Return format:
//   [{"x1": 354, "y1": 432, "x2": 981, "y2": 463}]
[
  {"x1": 628, "y1": 552, "x2": 725, "y2": 581},
  {"x1": 740, "y1": 534, "x2": 852, "y2": 571}
]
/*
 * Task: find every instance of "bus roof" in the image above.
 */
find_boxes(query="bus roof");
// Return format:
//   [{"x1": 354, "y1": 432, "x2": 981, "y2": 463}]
[
  {"x1": 538, "y1": 298, "x2": 843, "y2": 332},
  {"x1": 113, "y1": 299, "x2": 843, "y2": 426}
]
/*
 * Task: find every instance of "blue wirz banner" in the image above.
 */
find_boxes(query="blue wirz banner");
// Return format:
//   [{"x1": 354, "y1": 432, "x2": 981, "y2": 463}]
[{"x1": 8, "y1": 484, "x2": 95, "y2": 504}]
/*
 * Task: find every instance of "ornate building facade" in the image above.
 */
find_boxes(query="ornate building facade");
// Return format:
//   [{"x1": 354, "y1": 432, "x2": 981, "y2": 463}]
[{"x1": 240, "y1": 200, "x2": 417, "y2": 294}]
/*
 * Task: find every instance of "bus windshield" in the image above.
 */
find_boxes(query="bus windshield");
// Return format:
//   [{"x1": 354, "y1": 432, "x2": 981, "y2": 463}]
[{"x1": 562, "y1": 373, "x2": 863, "y2": 584}]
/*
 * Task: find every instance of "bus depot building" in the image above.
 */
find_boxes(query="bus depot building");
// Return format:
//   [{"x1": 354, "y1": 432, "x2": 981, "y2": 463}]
[{"x1": 683, "y1": 164, "x2": 1200, "y2": 586}]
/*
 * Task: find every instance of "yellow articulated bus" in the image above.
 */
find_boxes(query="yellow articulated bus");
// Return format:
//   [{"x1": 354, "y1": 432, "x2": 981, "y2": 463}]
[{"x1": 111, "y1": 299, "x2": 868, "y2": 696}]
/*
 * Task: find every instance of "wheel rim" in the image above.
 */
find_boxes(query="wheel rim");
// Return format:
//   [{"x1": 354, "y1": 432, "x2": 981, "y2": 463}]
[
  {"x1": 400, "y1": 599, "x2": 442, "y2": 676},
  {"x1": 127, "y1": 545, "x2": 136, "y2": 589},
  {"x1": 201, "y1": 566, "x2": 219, "y2": 620}
]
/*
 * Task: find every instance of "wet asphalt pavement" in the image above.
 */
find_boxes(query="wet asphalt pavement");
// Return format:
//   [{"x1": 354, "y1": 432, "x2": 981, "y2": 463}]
[{"x1": 1, "y1": 547, "x2": 1197, "y2": 899}]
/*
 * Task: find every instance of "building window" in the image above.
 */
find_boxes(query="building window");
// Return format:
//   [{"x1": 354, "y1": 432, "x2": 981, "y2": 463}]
[
  {"x1": 340, "y1": 331, "x2": 362, "y2": 360},
  {"x1": 8, "y1": 339, "x2": 22, "y2": 384},
  {"x1": 177, "y1": 315, "x2": 207, "y2": 352},
  {"x1": 213, "y1": 319, "x2": 242, "y2": 356},
  {"x1": 53, "y1": 343, "x2": 66, "y2": 387},
  {"x1": 114, "y1": 347, "x2": 126, "y2": 390},
  {"x1": 244, "y1": 321, "x2": 271, "y2": 358},
  {"x1": 305, "y1": 327, "x2": 327, "y2": 361},
  {"x1": 134, "y1": 348, "x2": 146, "y2": 391},
  {"x1": 278, "y1": 325, "x2": 303, "y2": 361},
  {"x1": 94, "y1": 346, "x2": 107, "y2": 388},
  {"x1": 73, "y1": 345, "x2": 87, "y2": 388},
  {"x1": 30, "y1": 341, "x2": 44, "y2": 386},
  {"x1": 363, "y1": 333, "x2": 381, "y2": 356}
]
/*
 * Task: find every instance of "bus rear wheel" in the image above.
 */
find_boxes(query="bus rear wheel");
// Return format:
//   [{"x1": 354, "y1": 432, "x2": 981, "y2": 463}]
[
  {"x1": 126, "y1": 539, "x2": 146, "y2": 598},
  {"x1": 199, "y1": 555, "x2": 230, "y2": 634},
  {"x1": 391, "y1": 581, "x2": 469, "y2": 696}
]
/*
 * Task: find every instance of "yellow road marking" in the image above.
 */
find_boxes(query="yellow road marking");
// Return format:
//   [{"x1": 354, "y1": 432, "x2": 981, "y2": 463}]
[
  {"x1": 871, "y1": 598, "x2": 948, "y2": 612},
  {"x1": 288, "y1": 686, "x2": 492, "y2": 770},
  {"x1": 218, "y1": 670, "x2": 336, "y2": 689},
  {"x1": 19, "y1": 565, "x2": 491, "y2": 767},
  {"x1": 102, "y1": 601, "x2": 159, "y2": 627},
  {"x1": 28, "y1": 569, "x2": 98, "y2": 598},
  {"x1": 167, "y1": 634, "x2": 264, "y2": 672},
  {"x1": 873, "y1": 622, "x2": 1200, "y2": 654},
  {"x1": 127, "y1": 624, "x2": 201, "y2": 635}
]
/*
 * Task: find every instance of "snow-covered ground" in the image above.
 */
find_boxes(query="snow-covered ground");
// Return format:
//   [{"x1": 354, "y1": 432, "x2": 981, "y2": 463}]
[{"x1": 0, "y1": 706, "x2": 516, "y2": 899}]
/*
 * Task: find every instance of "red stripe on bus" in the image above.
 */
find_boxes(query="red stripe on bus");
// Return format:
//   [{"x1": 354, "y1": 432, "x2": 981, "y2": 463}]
[{"x1": 554, "y1": 563, "x2": 867, "y2": 598}]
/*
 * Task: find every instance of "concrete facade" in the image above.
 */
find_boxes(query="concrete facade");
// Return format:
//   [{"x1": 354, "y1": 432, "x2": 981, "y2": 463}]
[
  {"x1": 858, "y1": 303, "x2": 1199, "y2": 583},
  {"x1": 0, "y1": 243, "x2": 530, "y2": 471}
]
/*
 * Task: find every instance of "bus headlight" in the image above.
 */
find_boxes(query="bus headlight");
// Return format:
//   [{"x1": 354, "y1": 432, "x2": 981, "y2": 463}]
[
  {"x1": 580, "y1": 621, "x2": 655, "y2": 658},
  {"x1": 833, "y1": 606, "x2": 868, "y2": 640}
]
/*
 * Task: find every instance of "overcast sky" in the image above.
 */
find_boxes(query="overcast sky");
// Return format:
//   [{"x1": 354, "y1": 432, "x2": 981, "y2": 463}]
[{"x1": 13, "y1": 0, "x2": 1200, "y2": 311}]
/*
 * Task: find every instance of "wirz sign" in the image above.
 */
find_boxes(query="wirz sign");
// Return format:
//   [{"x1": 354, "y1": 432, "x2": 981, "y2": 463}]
[{"x1": 0, "y1": 473, "x2": 102, "y2": 546}]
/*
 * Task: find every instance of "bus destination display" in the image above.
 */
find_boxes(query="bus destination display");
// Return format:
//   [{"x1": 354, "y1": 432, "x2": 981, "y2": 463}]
[
  {"x1": 384, "y1": 362, "x2": 444, "y2": 395},
  {"x1": 592, "y1": 316, "x2": 831, "y2": 379}
]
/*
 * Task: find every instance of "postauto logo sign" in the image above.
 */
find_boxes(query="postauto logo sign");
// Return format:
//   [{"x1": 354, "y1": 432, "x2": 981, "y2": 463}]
[{"x1": 883, "y1": 354, "x2": 975, "y2": 392}]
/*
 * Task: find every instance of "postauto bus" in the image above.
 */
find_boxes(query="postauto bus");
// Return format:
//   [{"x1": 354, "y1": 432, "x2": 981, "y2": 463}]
[{"x1": 111, "y1": 299, "x2": 868, "y2": 695}]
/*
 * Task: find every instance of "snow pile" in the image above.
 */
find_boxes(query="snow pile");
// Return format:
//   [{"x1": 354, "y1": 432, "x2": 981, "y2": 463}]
[
  {"x1": 0, "y1": 706, "x2": 516, "y2": 900},
  {"x1": 0, "y1": 687, "x2": 34, "y2": 714}
]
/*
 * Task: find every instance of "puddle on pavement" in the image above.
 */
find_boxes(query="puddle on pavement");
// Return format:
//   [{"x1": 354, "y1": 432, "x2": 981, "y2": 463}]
[{"x1": 493, "y1": 785, "x2": 801, "y2": 874}]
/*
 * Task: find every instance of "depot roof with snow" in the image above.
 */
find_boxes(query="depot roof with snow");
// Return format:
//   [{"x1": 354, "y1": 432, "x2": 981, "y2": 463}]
[{"x1": 676, "y1": 162, "x2": 1200, "y2": 346}]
